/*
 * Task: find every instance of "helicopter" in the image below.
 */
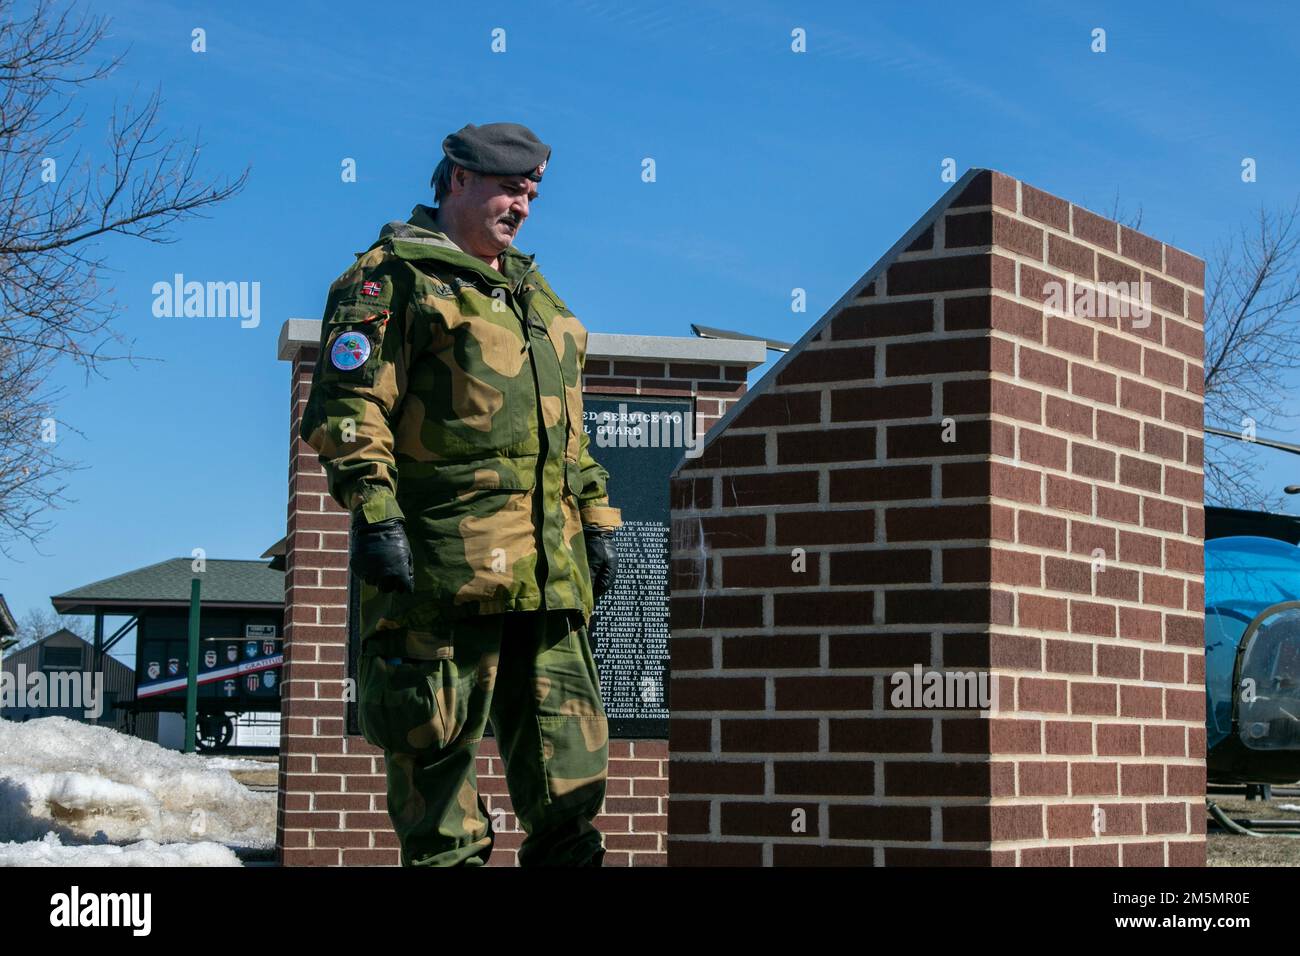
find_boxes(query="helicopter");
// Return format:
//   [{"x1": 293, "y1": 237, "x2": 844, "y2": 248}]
[{"x1": 1204, "y1": 426, "x2": 1300, "y2": 786}]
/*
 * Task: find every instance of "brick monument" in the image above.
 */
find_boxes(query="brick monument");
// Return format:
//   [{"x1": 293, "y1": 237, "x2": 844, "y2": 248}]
[{"x1": 668, "y1": 169, "x2": 1207, "y2": 866}]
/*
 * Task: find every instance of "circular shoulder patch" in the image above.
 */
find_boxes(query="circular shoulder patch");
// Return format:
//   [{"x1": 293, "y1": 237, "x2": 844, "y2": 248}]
[{"x1": 330, "y1": 330, "x2": 372, "y2": 371}]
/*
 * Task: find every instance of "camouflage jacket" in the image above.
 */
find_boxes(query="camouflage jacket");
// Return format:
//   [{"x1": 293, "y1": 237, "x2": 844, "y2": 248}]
[{"x1": 299, "y1": 204, "x2": 621, "y2": 638}]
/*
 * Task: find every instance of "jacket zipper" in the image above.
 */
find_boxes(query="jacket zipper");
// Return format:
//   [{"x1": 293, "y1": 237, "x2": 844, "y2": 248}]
[
  {"x1": 510, "y1": 261, "x2": 574, "y2": 457},
  {"x1": 511, "y1": 261, "x2": 552, "y2": 356}
]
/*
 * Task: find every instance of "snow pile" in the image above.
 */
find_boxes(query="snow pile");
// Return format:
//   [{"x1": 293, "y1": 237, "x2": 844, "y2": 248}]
[
  {"x1": 0, "y1": 831, "x2": 241, "y2": 866},
  {"x1": 203, "y1": 756, "x2": 276, "y2": 773},
  {"x1": 0, "y1": 717, "x2": 274, "y2": 859}
]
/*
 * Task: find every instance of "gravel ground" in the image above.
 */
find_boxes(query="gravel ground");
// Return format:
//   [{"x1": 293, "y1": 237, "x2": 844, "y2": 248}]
[{"x1": 1207, "y1": 791, "x2": 1300, "y2": 866}]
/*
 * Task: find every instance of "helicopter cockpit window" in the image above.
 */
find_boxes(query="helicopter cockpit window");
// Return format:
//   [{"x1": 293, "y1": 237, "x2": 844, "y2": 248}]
[
  {"x1": 1206, "y1": 608, "x2": 1250, "y2": 744},
  {"x1": 1237, "y1": 604, "x2": 1300, "y2": 750}
]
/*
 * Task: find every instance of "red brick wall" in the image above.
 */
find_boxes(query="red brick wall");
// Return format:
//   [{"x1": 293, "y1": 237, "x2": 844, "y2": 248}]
[
  {"x1": 668, "y1": 169, "x2": 1206, "y2": 866},
  {"x1": 278, "y1": 343, "x2": 748, "y2": 866}
]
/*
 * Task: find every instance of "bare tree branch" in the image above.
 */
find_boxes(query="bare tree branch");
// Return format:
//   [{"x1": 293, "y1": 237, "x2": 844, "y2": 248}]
[
  {"x1": 1107, "y1": 188, "x2": 1143, "y2": 232},
  {"x1": 1202, "y1": 199, "x2": 1300, "y2": 509},
  {"x1": 0, "y1": 0, "x2": 249, "y2": 554},
  {"x1": 10, "y1": 605, "x2": 92, "y2": 651}
]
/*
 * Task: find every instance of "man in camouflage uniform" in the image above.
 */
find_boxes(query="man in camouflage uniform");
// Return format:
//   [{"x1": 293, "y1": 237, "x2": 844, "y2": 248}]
[{"x1": 300, "y1": 122, "x2": 621, "y2": 867}]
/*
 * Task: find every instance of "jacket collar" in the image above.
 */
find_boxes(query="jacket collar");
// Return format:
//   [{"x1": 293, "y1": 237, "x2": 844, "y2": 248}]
[{"x1": 373, "y1": 204, "x2": 536, "y2": 291}]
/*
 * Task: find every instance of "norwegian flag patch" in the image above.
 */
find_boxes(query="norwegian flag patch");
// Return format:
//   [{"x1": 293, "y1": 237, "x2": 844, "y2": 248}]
[{"x1": 361, "y1": 281, "x2": 383, "y2": 297}]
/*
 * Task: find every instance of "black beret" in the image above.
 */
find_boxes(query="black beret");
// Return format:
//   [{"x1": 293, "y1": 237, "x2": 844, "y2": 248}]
[{"x1": 435, "y1": 122, "x2": 551, "y2": 186}]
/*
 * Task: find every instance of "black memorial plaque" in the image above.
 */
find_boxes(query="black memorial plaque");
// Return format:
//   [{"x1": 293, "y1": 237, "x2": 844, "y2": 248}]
[{"x1": 584, "y1": 395, "x2": 689, "y2": 738}]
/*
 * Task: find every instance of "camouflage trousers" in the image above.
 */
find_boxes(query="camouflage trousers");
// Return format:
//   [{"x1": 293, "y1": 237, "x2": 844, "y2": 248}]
[{"x1": 357, "y1": 609, "x2": 609, "y2": 866}]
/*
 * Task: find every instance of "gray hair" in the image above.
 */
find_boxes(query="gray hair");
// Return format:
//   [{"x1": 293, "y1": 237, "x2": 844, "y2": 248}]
[{"x1": 432, "y1": 156, "x2": 463, "y2": 205}]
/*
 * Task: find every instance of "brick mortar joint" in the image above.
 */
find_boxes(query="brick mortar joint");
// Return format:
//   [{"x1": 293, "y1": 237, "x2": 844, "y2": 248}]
[{"x1": 935, "y1": 199, "x2": 1206, "y2": 279}]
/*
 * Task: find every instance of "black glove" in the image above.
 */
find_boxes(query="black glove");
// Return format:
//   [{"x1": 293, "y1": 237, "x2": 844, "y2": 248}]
[
  {"x1": 350, "y1": 514, "x2": 414, "y2": 594},
  {"x1": 583, "y1": 525, "x2": 618, "y2": 604}
]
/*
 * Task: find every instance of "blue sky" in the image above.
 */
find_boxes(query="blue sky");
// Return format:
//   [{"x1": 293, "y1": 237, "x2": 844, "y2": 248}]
[{"x1": 4, "y1": 0, "x2": 1299, "y2": 654}]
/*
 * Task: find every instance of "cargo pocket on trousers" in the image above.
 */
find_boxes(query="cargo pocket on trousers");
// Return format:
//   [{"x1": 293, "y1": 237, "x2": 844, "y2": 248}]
[
  {"x1": 536, "y1": 713, "x2": 610, "y2": 805},
  {"x1": 359, "y1": 654, "x2": 459, "y2": 756}
]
